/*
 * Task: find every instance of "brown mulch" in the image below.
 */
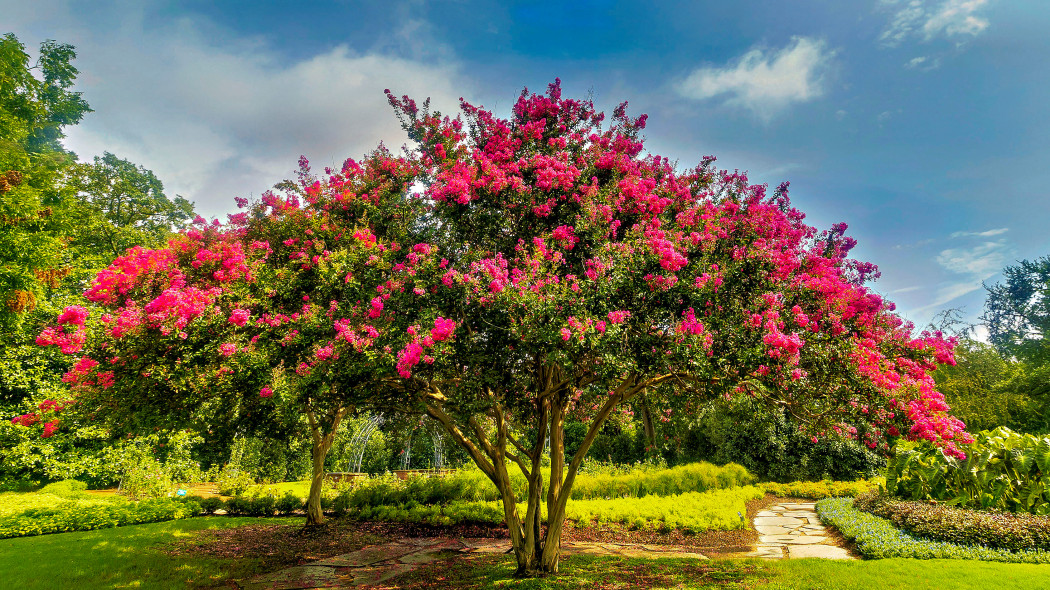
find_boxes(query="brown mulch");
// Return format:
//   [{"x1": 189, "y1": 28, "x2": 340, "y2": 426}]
[
  {"x1": 165, "y1": 519, "x2": 510, "y2": 572},
  {"x1": 166, "y1": 493, "x2": 792, "y2": 579}
]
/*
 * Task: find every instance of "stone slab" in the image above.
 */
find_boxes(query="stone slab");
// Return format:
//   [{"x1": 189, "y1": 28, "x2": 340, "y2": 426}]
[
  {"x1": 788, "y1": 545, "x2": 854, "y2": 560},
  {"x1": 753, "y1": 516, "x2": 804, "y2": 526},
  {"x1": 312, "y1": 544, "x2": 418, "y2": 567},
  {"x1": 759, "y1": 535, "x2": 826, "y2": 545},
  {"x1": 242, "y1": 565, "x2": 342, "y2": 590},
  {"x1": 754, "y1": 525, "x2": 793, "y2": 535},
  {"x1": 349, "y1": 563, "x2": 417, "y2": 585}
]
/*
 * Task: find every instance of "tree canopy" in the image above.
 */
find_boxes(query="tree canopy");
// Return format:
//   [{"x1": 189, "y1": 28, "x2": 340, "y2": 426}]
[
  {"x1": 0, "y1": 33, "x2": 91, "y2": 327},
  {"x1": 984, "y1": 256, "x2": 1050, "y2": 365},
  {"x1": 32, "y1": 80, "x2": 969, "y2": 575}
]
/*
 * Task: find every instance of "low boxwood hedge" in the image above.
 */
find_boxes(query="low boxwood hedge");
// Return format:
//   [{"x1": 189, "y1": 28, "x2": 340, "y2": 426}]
[{"x1": 854, "y1": 491, "x2": 1050, "y2": 552}]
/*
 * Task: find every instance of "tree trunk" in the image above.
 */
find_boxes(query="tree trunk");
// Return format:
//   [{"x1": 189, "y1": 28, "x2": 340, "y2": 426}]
[
  {"x1": 306, "y1": 436, "x2": 331, "y2": 526},
  {"x1": 304, "y1": 404, "x2": 346, "y2": 527}
]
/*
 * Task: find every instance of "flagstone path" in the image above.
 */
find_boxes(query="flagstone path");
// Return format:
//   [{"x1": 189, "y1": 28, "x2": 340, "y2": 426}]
[
  {"x1": 238, "y1": 500, "x2": 854, "y2": 589},
  {"x1": 745, "y1": 501, "x2": 854, "y2": 560}
]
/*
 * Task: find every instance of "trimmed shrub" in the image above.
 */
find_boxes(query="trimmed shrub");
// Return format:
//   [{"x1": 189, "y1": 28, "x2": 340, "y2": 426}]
[
  {"x1": 199, "y1": 496, "x2": 225, "y2": 514},
  {"x1": 817, "y1": 497, "x2": 1050, "y2": 563},
  {"x1": 855, "y1": 491, "x2": 1050, "y2": 552},
  {"x1": 762, "y1": 479, "x2": 875, "y2": 499},
  {"x1": 0, "y1": 498, "x2": 199, "y2": 539}
]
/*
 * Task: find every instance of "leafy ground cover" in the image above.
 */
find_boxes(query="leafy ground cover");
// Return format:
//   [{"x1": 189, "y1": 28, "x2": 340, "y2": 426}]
[
  {"x1": 855, "y1": 491, "x2": 1050, "y2": 551},
  {"x1": 817, "y1": 497, "x2": 1050, "y2": 563}
]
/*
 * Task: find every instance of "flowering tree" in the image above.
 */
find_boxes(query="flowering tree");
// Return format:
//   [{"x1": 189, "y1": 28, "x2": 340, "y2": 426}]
[
  {"x1": 379, "y1": 81, "x2": 970, "y2": 574},
  {"x1": 35, "y1": 148, "x2": 430, "y2": 525},
  {"x1": 32, "y1": 81, "x2": 969, "y2": 573}
]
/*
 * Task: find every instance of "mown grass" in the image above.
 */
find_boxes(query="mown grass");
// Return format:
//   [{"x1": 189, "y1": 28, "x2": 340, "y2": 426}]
[
  {"x1": 0, "y1": 516, "x2": 282, "y2": 589},
  {"x1": 766, "y1": 558, "x2": 1050, "y2": 590}
]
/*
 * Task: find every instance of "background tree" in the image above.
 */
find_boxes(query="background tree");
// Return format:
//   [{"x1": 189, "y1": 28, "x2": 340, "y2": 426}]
[
  {"x1": 984, "y1": 256, "x2": 1050, "y2": 365},
  {"x1": 0, "y1": 33, "x2": 90, "y2": 328},
  {"x1": 68, "y1": 152, "x2": 194, "y2": 261}
]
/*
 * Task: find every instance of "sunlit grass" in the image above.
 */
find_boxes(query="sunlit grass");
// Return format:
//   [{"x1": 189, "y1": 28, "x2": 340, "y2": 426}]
[{"x1": 0, "y1": 516, "x2": 281, "y2": 589}]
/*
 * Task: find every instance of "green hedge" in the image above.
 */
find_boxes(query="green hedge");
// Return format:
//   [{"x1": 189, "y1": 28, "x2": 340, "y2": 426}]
[
  {"x1": 762, "y1": 479, "x2": 875, "y2": 499},
  {"x1": 817, "y1": 497, "x2": 1050, "y2": 563},
  {"x1": 854, "y1": 491, "x2": 1050, "y2": 552},
  {"x1": 0, "y1": 498, "x2": 201, "y2": 539}
]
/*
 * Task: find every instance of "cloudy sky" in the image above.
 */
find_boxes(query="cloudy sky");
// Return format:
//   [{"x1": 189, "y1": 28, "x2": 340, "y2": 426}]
[{"x1": 6, "y1": 0, "x2": 1049, "y2": 334}]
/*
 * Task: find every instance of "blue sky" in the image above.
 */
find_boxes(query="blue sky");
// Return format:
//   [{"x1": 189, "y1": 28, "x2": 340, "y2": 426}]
[{"x1": 6, "y1": 0, "x2": 1049, "y2": 335}]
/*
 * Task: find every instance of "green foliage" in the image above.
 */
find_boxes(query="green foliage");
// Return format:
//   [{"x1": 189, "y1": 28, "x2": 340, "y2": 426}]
[
  {"x1": 68, "y1": 152, "x2": 194, "y2": 261},
  {"x1": 934, "y1": 339, "x2": 1050, "y2": 433},
  {"x1": 565, "y1": 486, "x2": 763, "y2": 532},
  {"x1": 817, "y1": 497, "x2": 1050, "y2": 563},
  {"x1": 680, "y1": 397, "x2": 885, "y2": 482},
  {"x1": 855, "y1": 491, "x2": 1050, "y2": 552},
  {"x1": 0, "y1": 419, "x2": 121, "y2": 486},
  {"x1": 38, "y1": 479, "x2": 87, "y2": 498},
  {"x1": 118, "y1": 452, "x2": 173, "y2": 500},
  {"x1": 326, "y1": 461, "x2": 754, "y2": 511},
  {"x1": 762, "y1": 479, "x2": 876, "y2": 499},
  {"x1": 885, "y1": 428, "x2": 1050, "y2": 514},
  {"x1": 567, "y1": 461, "x2": 754, "y2": 499},
  {"x1": 198, "y1": 496, "x2": 224, "y2": 515},
  {"x1": 216, "y1": 465, "x2": 256, "y2": 496},
  {"x1": 0, "y1": 497, "x2": 199, "y2": 539},
  {"x1": 0, "y1": 33, "x2": 91, "y2": 329}
]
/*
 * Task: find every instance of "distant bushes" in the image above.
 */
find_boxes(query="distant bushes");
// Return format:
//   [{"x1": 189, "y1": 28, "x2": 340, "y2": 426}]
[
  {"x1": 0, "y1": 497, "x2": 201, "y2": 539},
  {"x1": 762, "y1": 479, "x2": 875, "y2": 499}
]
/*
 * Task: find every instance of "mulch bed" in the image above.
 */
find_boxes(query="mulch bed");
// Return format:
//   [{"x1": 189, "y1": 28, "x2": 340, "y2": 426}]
[{"x1": 166, "y1": 493, "x2": 799, "y2": 581}]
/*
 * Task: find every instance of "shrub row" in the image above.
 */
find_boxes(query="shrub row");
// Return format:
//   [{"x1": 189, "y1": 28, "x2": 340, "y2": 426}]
[
  {"x1": 566, "y1": 486, "x2": 763, "y2": 532},
  {"x1": 762, "y1": 479, "x2": 875, "y2": 499},
  {"x1": 336, "y1": 486, "x2": 762, "y2": 533},
  {"x1": 854, "y1": 491, "x2": 1050, "y2": 552},
  {"x1": 816, "y1": 497, "x2": 1050, "y2": 563},
  {"x1": 568, "y1": 462, "x2": 754, "y2": 500},
  {"x1": 0, "y1": 498, "x2": 201, "y2": 539},
  {"x1": 329, "y1": 461, "x2": 754, "y2": 511},
  {"x1": 886, "y1": 427, "x2": 1050, "y2": 514}
]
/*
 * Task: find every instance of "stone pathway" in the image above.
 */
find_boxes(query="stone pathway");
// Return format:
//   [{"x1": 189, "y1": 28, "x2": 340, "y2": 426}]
[
  {"x1": 745, "y1": 501, "x2": 854, "y2": 560},
  {"x1": 239, "y1": 537, "x2": 710, "y2": 589}
]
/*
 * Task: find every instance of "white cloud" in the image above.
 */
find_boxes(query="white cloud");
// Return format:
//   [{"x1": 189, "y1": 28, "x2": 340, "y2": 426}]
[
  {"x1": 676, "y1": 37, "x2": 834, "y2": 120},
  {"x1": 949, "y1": 227, "x2": 1009, "y2": 238},
  {"x1": 936, "y1": 239, "x2": 1009, "y2": 276},
  {"x1": 879, "y1": 0, "x2": 991, "y2": 47},
  {"x1": 7, "y1": 2, "x2": 474, "y2": 219},
  {"x1": 911, "y1": 236, "x2": 1012, "y2": 315}
]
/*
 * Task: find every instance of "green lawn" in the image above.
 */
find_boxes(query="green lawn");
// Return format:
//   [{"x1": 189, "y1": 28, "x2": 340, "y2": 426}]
[
  {"x1": 0, "y1": 516, "x2": 282, "y2": 589},
  {"x1": 766, "y1": 558, "x2": 1050, "y2": 590}
]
